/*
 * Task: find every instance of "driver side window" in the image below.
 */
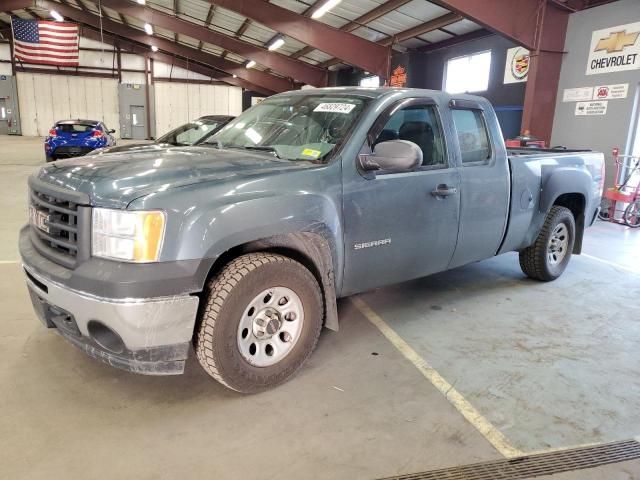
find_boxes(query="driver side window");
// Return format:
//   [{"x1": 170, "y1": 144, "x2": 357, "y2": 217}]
[{"x1": 373, "y1": 104, "x2": 447, "y2": 168}]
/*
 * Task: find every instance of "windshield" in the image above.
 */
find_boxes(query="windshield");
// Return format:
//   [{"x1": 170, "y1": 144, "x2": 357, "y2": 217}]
[
  {"x1": 158, "y1": 119, "x2": 226, "y2": 146},
  {"x1": 202, "y1": 94, "x2": 369, "y2": 162}
]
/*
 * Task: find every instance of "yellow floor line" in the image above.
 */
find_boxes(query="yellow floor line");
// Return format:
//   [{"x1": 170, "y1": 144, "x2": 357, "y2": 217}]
[
  {"x1": 350, "y1": 296, "x2": 523, "y2": 459},
  {"x1": 582, "y1": 253, "x2": 639, "y2": 276}
]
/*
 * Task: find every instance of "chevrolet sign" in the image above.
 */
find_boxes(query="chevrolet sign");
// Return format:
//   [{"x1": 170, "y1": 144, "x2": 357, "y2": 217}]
[{"x1": 587, "y1": 22, "x2": 640, "y2": 75}]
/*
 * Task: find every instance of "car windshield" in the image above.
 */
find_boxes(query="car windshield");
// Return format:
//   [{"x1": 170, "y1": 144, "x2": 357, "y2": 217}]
[
  {"x1": 57, "y1": 123, "x2": 96, "y2": 133},
  {"x1": 202, "y1": 94, "x2": 369, "y2": 162},
  {"x1": 158, "y1": 119, "x2": 226, "y2": 146}
]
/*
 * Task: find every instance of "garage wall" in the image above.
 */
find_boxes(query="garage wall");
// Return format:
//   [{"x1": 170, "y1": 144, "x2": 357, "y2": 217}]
[
  {"x1": 17, "y1": 73, "x2": 119, "y2": 137},
  {"x1": 154, "y1": 82, "x2": 242, "y2": 136},
  {"x1": 550, "y1": 0, "x2": 640, "y2": 186}
]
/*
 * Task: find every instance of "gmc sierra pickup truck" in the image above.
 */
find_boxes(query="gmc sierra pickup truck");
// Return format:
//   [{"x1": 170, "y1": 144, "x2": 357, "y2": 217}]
[{"x1": 20, "y1": 88, "x2": 604, "y2": 393}]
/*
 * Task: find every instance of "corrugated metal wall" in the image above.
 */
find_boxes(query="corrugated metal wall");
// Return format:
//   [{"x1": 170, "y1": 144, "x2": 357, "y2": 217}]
[
  {"x1": 17, "y1": 73, "x2": 119, "y2": 137},
  {"x1": 154, "y1": 83, "x2": 243, "y2": 136}
]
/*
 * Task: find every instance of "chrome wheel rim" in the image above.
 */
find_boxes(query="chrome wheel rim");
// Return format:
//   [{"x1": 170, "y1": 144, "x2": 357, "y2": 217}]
[
  {"x1": 547, "y1": 223, "x2": 569, "y2": 265},
  {"x1": 237, "y1": 287, "x2": 304, "y2": 367}
]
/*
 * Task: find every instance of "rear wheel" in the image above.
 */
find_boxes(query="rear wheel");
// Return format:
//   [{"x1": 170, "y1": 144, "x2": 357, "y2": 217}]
[
  {"x1": 195, "y1": 253, "x2": 323, "y2": 393},
  {"x1": 624, "y1": 201, "x2": 640, "y2": 228},
  {"x1": 45, "y1": 155, "x2": 55, "y2": 163},
  {"x1": 519, "y1": 206, "x2": 575, "y2": 281}
]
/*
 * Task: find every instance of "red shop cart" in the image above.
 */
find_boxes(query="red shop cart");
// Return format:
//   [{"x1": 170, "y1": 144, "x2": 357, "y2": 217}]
[{"x1": 599, "y1": 148, "x2": 640, "y2": 228}]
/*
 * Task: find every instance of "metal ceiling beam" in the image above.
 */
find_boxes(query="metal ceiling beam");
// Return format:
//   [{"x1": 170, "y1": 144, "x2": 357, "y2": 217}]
[
  {"x1": 427, "y1": 0, "x2": 566, "y2": 51},
  {"x1": 378, "y1": 12, "x2": 462, "y2": 46},
  {"x1": 320, "y1": 11, "x2": 463, "y2": 68},
  {"x1": 416, "y1": 28, "x2": 493, "y2": 52},
  {"x1": 88, "y1": 0, "x2": 327, "y2": 86},
  {"x1": 211, "y1": 0, "x2": 391, "y2": 79},
  {"x1": 78, "y1": 25, "x2": 275, "y2": 95},
  {"x1": 18, "y1": 0, "x2": 293, "y2": 93},
  {"x1": 290, "y1": 0, "x2": 411, "y2": 60}
]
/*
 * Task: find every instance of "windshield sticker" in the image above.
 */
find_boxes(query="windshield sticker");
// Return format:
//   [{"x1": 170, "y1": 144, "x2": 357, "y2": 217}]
[
  {"x1": 313, "y1": 103, "x2": 356, "y2": 114},
  {"x1": 301, "y1": 148, "x2": 322, "y2": 158}
]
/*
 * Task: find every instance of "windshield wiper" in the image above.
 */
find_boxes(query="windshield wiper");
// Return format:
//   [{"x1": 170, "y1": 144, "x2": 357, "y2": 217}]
[{"x1": 242, "y1": 145, "x2": 282, "y2": 159}]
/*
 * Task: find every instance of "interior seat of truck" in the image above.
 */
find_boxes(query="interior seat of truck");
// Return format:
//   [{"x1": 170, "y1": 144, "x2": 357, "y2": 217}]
[{"x1": 399, "y1": 121, "x2": 435, "y2": 166}]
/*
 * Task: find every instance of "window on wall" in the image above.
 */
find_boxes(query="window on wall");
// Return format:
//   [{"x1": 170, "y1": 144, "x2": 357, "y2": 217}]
[
  {"x1": 360, "y1": 76, "x2": 380, "y2": 87},
  {"x1": 444, "y1": 51, "x2": 492, "y2": 94}
]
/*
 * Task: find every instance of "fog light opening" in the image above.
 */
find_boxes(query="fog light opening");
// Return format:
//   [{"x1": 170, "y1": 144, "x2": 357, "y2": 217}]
[{"x1": 87, "y1": 320, "x2": 126, "y2": 354}]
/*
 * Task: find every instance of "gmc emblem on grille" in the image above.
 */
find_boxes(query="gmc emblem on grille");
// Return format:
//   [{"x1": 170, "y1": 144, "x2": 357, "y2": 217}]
[{"x1": 29, "y1": 206, "x2": 50, "y2": 233}]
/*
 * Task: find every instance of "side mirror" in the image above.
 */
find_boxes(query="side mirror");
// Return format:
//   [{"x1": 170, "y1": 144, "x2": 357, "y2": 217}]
[
  {"x1": 109, "y1": 129, "x2": 116, "y2": 134},
  {"x1": 359, "y1": 140, "x2": 422, "y2": 173}
]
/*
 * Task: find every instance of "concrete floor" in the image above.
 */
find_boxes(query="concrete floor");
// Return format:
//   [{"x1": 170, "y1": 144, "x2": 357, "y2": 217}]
[{"x1": 2, "y1": 135, "x2": 640, "y2": 479}]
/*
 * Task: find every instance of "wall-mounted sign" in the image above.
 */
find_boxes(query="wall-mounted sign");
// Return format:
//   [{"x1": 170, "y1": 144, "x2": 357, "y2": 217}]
[
  {"x1": 251, "y1": 97, "x2": 265, "y2": 106},
  {"x1": 586, "y1": 22, "x2": 640, "y2": 75},
  {"x1": 389, "y1": 65, "x2": 407, "y2": 88},
  {"x1": 575, "y1": 100, "x2": 608, "y2": 116},
  {"x1": 593, "y1": 83, "x2": 628, "y2": 100},
  {"x1": 563, "y1": 86, "x2": 594, "y2": 102},
  {"x1": 504, "y1": 47, "x2": 530, "y2": 84}
]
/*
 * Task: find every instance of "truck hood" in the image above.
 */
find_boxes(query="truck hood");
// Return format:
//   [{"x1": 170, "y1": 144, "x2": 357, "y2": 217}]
[{"x1": 35, "y1": 146, "x2": 317, "y2": 208}]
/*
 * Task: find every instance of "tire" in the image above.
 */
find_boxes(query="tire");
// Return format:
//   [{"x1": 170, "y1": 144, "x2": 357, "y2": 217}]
[
  {"x1": 195, "y1": 252, "x2": 323, "y2": 393},
  {"x1": 45, "y1": 155, "x2": 55, "y2": 163},
  {"x1": 624, "y1": 201, "x2": 640, "y2": 228},
  {"x1": 519, "y1": 206, "x2": 575, "y2": 281}
]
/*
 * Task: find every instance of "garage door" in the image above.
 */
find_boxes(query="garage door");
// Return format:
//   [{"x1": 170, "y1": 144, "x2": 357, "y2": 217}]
[
  {"x1": 154, "y1": 82, "x2": 242, "y2": 137},
  {"x1": 17, "y1": 73, "x2": 119, "y2": 137}
]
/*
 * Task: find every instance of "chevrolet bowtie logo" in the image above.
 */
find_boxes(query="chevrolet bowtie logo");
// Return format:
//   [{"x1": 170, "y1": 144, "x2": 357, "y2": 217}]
[{"x1": 595, "y1": 30, "x2": 640, "y2": 54}]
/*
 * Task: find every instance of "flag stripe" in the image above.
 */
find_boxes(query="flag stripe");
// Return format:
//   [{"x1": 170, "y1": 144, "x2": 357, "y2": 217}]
[
  {"x1": 14, "y1": 40, "x2": 79, "y2": 52},
  {"x1": 15, "y1": 47, "x2": 80, "y2": 58},
  {"x1": 12, "y1": 17, "x2": 79, "y2": 67}
]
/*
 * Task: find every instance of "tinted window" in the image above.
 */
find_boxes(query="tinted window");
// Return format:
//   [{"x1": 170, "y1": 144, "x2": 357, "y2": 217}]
[
  {"x1": 451, "y1": 109, "x2": 491, "y2": 164},
  {"x1": 373, "y1": 104, "x2": 447, "y2": 167},
  {"x1": 57, "y1": 123, "x2": 95, "y2": 133}
]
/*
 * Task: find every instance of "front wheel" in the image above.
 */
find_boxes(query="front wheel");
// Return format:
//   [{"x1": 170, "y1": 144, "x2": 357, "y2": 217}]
[
  {"x1": 519, "y1": 206, "x2": 576, "y2": 281},
  {"x1": 624, "y1": 201, "x2": 640, "y2": 228},
  {"x1": 195, "y1": 253, "x2": 323, "y2": 393}
]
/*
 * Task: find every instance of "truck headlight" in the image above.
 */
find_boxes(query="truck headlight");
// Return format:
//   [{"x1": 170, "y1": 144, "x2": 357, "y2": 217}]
[{"x1": 92, "y1": 208, "x2": 166, "y2": 262}]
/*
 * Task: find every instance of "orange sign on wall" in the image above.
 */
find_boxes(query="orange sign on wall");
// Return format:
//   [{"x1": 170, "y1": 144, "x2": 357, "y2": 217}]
[{"x1": 389, "y1": 65, "x2": 407, "y2": 87}]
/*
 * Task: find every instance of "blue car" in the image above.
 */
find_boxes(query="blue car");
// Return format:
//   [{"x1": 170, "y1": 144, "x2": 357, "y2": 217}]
[{"x1": 45, "y1": 119, "x2": 116, "y2": 162}]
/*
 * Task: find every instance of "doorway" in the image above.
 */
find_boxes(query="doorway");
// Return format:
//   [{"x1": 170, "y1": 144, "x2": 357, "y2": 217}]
[
  {"x1": 0, "y1": 98, "x2": 8, "y2": 135},
  {"x1": 130, "y1": 105, "x2": 146, "y2": 140}
]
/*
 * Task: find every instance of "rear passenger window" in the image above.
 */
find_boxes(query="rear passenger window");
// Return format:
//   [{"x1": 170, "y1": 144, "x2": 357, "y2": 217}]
[
  {"x1": 373, "y1": 105, "x2": 447, "y2": 168},
  {"x1": 451, "y1": 109, "x2": 491, "y2": 164}
]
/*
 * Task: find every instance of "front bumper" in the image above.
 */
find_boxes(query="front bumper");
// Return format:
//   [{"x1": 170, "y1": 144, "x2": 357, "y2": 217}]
[{"x1": 21, "y1": 236, "x2": 200, "y2": 375}]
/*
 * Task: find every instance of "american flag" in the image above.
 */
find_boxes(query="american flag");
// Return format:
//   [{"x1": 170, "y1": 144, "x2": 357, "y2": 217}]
[{"x1": 11, "y1": 17, "x2": 79, "y2": 67}]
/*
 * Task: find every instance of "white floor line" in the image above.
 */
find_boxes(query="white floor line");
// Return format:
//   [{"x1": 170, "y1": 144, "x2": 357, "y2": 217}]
[
  {"x1": 0, "y1": 260, "x2": 19, "y2": 264},
  {"x1": 350, "y1": 296, "x2": 523, "y2": 459},
  {"x1": 581, "y1": 253, "x2": 639, "y2": 276}
]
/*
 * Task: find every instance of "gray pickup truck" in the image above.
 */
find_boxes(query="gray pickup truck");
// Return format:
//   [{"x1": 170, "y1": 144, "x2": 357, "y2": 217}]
[{"x1": 20, "y1": 87, "x2": 604, "y2": 392}]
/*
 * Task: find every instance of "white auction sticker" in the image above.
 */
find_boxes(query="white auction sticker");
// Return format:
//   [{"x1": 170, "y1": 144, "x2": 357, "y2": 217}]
[
  {"x1": 575, "y1": 100, "x2": 608, "y2": 116},
  {"x1": 314, "y1": 103, "x2": 356, "y2": 114}
]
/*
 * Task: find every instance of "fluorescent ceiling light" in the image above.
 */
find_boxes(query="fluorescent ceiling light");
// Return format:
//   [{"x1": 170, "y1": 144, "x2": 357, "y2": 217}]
[
  {"x1": 267, "y1": 36, "x2": 285, "y2": 51},
  {"x1": 144, "y1": 23, "x2": 154, "y2": 35},
  {"x1": 151, "y1": 45, "x2": 158, "y2": 52},
  {"x1": 233, "y1": 74, "x2": 237, "y2": 78},
  {"x1": 136, "y1": 0, "x2": 146, "y2": 4},
  {"x1": 50, "y1": 10, "x2": 64, "y2": 22},
  {"x1": 311, "y1": 0, "x2": 341, "y2": 19},
  {"x1": 246, "y1": 60, "x2": 256, "y2": 69}
]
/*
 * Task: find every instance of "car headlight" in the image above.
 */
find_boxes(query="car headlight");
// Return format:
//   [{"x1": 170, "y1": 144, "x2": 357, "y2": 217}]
[{"x1": 92, "y1": 208, "x2": 166, "y2": 262}]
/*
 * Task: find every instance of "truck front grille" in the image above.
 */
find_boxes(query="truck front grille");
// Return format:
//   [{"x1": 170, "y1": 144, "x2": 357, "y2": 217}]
[{"x1": 29, "y1": 187, "x2": 89, "y2": 269}]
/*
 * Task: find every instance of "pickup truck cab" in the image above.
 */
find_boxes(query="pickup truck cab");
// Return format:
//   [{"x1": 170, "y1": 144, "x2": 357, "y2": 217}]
[{"x1": 20, "y1": 88, "x2": 604, "y2": 392}]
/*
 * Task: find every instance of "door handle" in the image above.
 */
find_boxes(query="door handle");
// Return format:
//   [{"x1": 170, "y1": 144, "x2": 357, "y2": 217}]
[{"x1": 431, "y1": 184, "x2": 458, "y2": 197}]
